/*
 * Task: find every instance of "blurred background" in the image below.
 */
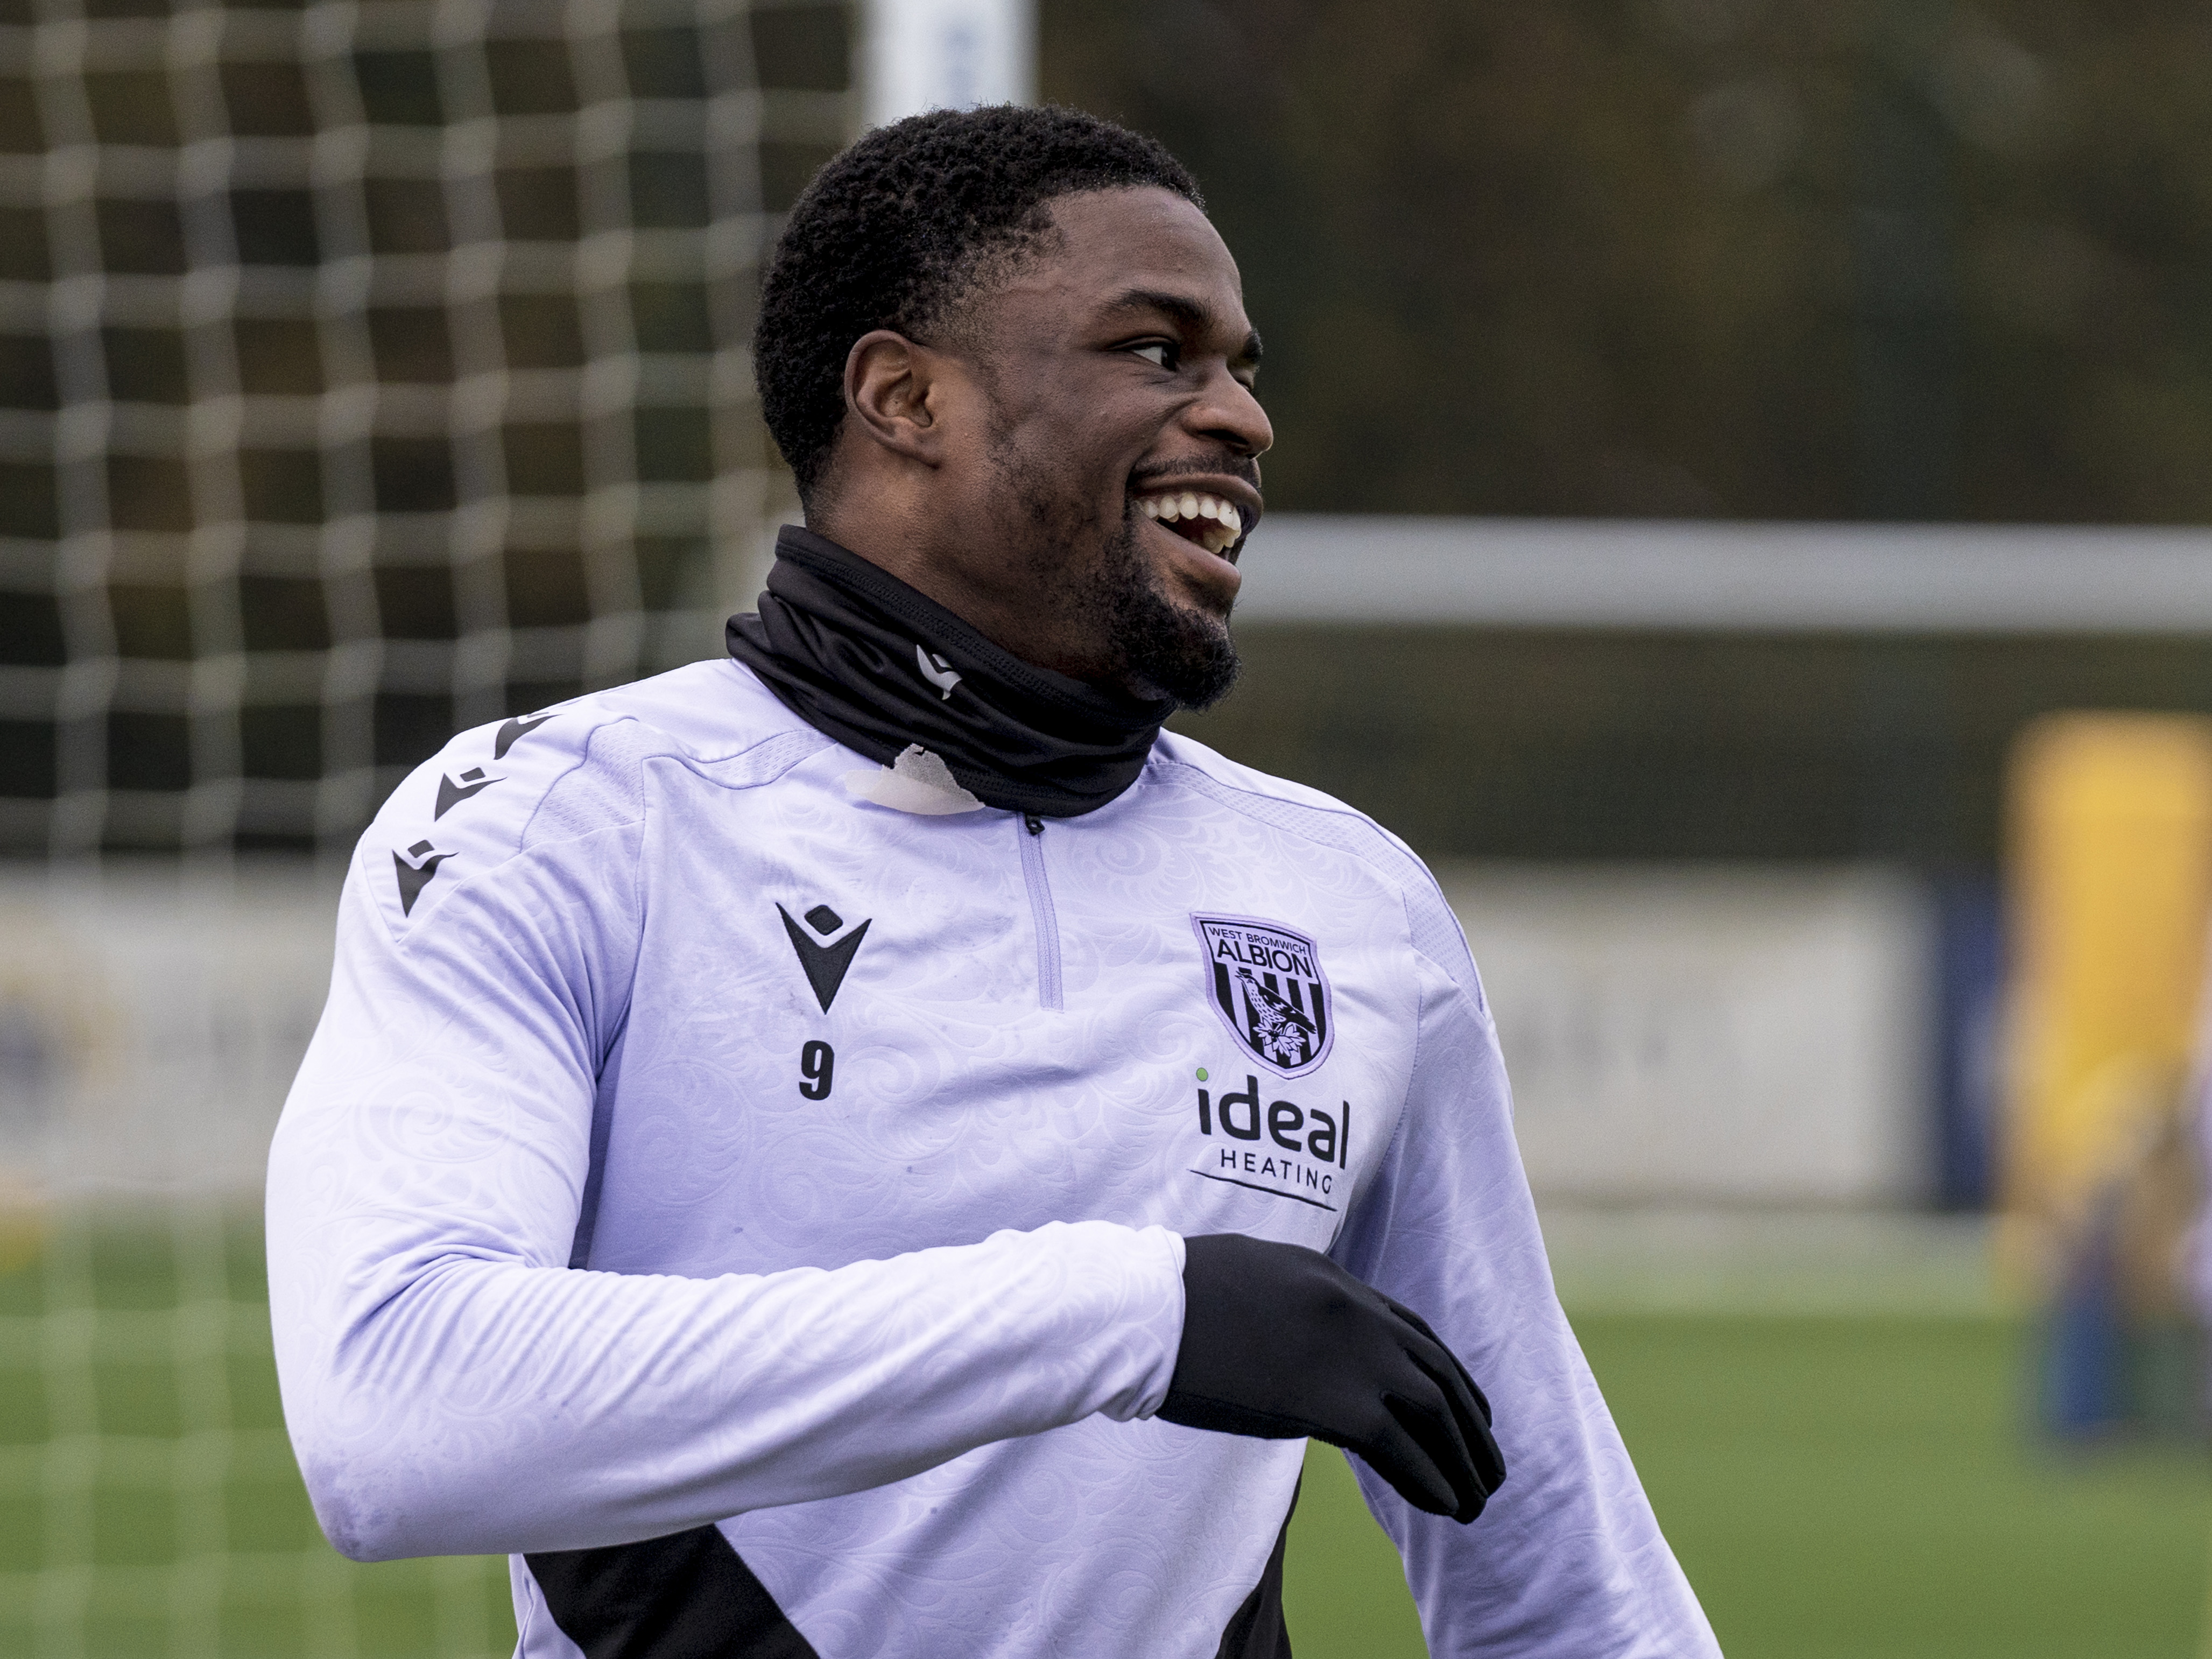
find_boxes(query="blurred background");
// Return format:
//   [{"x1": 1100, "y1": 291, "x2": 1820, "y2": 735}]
[{"x1": 3, "y1": 0, "x2": 2211, "y2": 1654}]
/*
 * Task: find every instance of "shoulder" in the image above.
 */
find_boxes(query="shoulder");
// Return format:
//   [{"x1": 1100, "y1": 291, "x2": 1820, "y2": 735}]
[
  {"x1": 1146, "y1": 728, "x2": 1417, "y2": 872},
  {"x1": 1145, "y1": 729, "x2": 1487, "y2": 1011},
  {"x1": 359, "y1": 660, "x2": 824, "y2": 934}
]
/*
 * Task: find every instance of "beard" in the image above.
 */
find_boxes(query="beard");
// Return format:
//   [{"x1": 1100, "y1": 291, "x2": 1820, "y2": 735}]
[
  {"x1": 990, "y1": 439, "x2": 1243, "y2": 711},
  {"x1": 1077, "y1": 509, "x2": 1242, "y2": 709}
]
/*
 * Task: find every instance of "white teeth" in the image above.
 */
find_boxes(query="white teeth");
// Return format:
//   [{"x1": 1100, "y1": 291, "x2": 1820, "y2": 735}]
[{"x1": 1136, "y1": 488, "x2": 1245, "y2": 547}]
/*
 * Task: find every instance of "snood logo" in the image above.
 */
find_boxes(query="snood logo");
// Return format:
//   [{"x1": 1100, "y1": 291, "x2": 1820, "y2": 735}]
[{"x1": 915, "y1": 645, "x2": 961, "y2": 700}]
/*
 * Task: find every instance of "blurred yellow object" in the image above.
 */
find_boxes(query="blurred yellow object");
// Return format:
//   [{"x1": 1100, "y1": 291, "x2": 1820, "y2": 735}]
[
  {"x1": 2003, "y1": 712, "x2": 2212, "y2": 1300},
  {"x1": 0, "y1": 1167, "x2": 45, "y2": 1276}
]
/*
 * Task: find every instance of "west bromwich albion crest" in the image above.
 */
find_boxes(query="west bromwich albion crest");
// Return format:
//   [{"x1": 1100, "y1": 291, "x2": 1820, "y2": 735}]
[{"x1": 1193, "y1": 915, "x2": 1334, "y2": 1077}]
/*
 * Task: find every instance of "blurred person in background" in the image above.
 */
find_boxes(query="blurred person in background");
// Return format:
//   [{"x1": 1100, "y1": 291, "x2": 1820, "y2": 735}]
[{"x1": 264, "y1": 105, "x2": 1716, "y2": 1658}]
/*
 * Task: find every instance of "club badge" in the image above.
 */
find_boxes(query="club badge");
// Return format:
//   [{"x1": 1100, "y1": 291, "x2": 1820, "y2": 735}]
[{"x1": 1193, "y1": 915, "x2": 1334, "y2": 1077}]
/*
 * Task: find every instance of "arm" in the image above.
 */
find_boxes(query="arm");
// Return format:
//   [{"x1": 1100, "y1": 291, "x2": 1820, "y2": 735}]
[
  {"x1": 1329, "y1": 907, "x2": 1721, "y2": 1657},
  {"x1": 267, "y1": 792, "x2": 1183, "y2": 1564}
]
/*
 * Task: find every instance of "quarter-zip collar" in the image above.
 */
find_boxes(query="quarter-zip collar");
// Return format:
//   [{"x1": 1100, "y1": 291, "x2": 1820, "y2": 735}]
[{"x1": 727, "y1": 526, "x2": 1174, "y2": 818}]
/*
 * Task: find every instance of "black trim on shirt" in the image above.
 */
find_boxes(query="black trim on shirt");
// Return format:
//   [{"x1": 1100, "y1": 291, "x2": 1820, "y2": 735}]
[
  {"x1": 527, "y1": 1485, "x2": 1299, "y2": 1656},
  {"x1": 1216, "y1": 1478, "x2": 1298, "y2": 1659},
  {"x1": 527, "y1": 1524, "x2": 818, "y2": 1658}
]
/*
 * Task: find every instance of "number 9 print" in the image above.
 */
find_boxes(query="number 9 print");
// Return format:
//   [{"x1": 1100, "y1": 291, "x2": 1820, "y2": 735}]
[{"x1": 799, "y1": 1040, "x2": 835, "y2": 1100}]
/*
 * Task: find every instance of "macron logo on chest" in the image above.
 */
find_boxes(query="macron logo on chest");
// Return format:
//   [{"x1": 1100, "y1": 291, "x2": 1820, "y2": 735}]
[{"x1": 777, "y1": 902, "x2": 872, "y2": 1011}]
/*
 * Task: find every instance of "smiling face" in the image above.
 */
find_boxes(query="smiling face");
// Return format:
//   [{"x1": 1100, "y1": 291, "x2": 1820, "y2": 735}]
[{"x1": 814, "y1": 186, "x2": 1273, "y2": 706}]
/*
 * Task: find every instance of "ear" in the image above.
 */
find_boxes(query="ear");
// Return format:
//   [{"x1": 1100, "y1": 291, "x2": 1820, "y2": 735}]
[{"x1": 843, "y1": 329, "x2": 947, "y2": 466}]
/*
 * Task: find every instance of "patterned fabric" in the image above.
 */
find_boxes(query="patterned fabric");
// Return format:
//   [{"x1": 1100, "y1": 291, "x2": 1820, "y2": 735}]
[{"x1": 266, "y1": 656, "x2": 1721, "y2": 1658}]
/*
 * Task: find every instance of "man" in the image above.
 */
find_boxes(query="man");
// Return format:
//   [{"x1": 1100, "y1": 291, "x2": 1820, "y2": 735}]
[{"x1": 267, "y1": 106, "x2": 1720, "y2": 1658}]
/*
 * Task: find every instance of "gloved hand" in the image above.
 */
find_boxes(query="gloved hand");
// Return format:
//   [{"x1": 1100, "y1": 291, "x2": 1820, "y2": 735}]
[{"x1": 1156, "y1": 1233, "x2": 1506, "y2": 1523}]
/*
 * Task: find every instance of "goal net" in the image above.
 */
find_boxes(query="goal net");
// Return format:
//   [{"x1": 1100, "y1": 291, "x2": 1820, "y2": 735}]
[{"x1": 0, "y1": 1, "x2": 850, "y2": 1651}]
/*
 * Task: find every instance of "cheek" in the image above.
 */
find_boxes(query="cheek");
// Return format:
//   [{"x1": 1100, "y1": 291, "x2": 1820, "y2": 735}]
[
  {"x1": 983, "y1": 446, "x2": 1119, "y2": 544},
  {"x1": 986, "y1": 385, "x2": 1161, "y2": 514},
  {"x1": 1030, "y1": 380, "x2": 1163, "y2": 469},
  {"x1": 1018, "y1": 430, "x2": 1132, "y2": 503}
]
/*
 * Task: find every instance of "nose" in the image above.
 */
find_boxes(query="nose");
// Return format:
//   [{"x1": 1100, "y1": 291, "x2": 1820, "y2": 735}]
[{"x1": 1188, "y1": 361, "x2": 1273, "y2": 459}]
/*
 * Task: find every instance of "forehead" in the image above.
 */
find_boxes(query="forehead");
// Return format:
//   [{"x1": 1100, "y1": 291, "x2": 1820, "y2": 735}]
[{"x1": 989, "y1": 187, "x2": 1246, "y2": 331}]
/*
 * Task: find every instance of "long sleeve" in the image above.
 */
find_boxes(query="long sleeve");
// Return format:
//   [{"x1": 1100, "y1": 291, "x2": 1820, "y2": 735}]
[
  {"x1": 1330, "y1": 891, "x2": 1722, "y2": 1657},
  {"x1": 265, "y1": 743, "x2": 1186, "y2": 1565}
]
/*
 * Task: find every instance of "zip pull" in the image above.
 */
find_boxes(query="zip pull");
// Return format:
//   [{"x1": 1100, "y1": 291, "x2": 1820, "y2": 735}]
[{"x1": 1023, "y1": 812, "x2": 1044, "y2": 835}]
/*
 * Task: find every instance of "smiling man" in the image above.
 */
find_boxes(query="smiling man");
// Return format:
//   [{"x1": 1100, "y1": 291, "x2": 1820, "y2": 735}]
[{"x1": 266, "y1": 108, "x2": 1720, "y2": 1658}]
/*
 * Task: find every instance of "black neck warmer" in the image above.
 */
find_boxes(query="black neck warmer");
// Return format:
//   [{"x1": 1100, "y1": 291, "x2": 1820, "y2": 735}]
[{"x1": 726, "y1": 526, "x2": 1175, "y2": 818}]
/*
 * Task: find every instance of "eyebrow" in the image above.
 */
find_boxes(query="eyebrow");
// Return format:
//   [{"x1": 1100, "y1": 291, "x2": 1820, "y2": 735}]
[{"x1": 1104, "y1": 286, "x2": 1264, "y2": 367}]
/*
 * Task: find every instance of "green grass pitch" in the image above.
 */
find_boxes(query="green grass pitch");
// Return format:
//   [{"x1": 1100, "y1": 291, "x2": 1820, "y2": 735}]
[
  {"x1": 1287, "y1": 1313, "x2": 2212, "y2": 1658},
  {"x1": 3, "y1": 1215, "x2": 2209, "y2": 1657}
]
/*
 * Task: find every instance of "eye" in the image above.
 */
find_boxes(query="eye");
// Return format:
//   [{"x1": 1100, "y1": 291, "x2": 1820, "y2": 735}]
[{"x1": 1129, "y1": 340, "x2": 1180, "y2": 371}]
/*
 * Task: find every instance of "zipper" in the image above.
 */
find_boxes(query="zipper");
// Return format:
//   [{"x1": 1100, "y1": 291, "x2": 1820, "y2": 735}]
[{"x1": 1016, "y1": 812, "x2": 1064, "y2": 1011}]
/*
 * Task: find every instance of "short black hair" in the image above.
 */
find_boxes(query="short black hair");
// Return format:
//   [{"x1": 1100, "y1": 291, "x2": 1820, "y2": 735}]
[{"x1": 754, "y1": 104, "x2": 1202, "y2": 503}]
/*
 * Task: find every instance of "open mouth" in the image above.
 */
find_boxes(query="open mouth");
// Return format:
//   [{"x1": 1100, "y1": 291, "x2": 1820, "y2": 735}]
[{"x1": 1133, "y1": 488, "x2": 1248, "y2": 559}]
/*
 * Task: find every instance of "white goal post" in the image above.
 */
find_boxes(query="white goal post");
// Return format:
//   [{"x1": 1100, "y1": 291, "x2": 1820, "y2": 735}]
[{"x1": 1237, "y1": 516, "x2": 2212, "y2": 634}]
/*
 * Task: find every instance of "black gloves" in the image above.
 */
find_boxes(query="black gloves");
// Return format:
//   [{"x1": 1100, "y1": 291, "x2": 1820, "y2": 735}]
[{"x1": 1157, "y1": 1233, "x2": 1506, "y2": 1524}]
